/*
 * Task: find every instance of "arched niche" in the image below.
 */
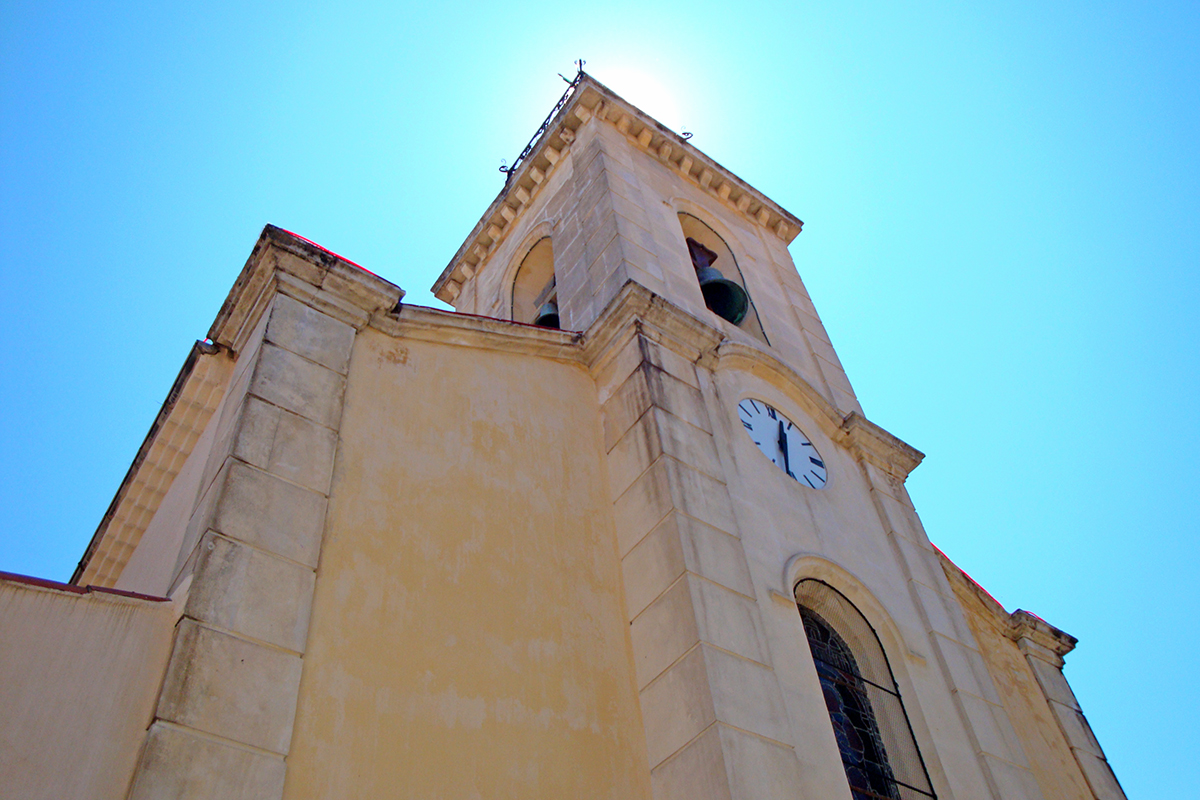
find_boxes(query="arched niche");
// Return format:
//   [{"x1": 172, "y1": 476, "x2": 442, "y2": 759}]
[
  {"x1": 510, "y1": 237, "x2": 558, "y2": 327},
  {"x1": 677, "y1": 213, "x2": 768, "y2": 345}
]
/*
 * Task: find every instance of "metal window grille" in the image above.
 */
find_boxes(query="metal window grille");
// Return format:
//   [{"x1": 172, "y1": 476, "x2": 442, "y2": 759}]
[{"x1": 795, "y1": 579, "x2": 936, "y2": 800}]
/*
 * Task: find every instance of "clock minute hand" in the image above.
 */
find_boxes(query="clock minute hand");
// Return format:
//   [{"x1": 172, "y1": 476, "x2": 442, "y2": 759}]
[{"x1": 778, "y1": 420, "x2": 791, "y2": 476}]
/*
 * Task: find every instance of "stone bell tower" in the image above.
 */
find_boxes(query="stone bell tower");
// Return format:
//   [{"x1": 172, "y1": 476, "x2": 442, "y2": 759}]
[
  {"x1": 430, "y1": 72, "x2": 1125, "y2": 800},
  {"x1": 432, "y1": 77, "x2": 858, "y2": 420}
]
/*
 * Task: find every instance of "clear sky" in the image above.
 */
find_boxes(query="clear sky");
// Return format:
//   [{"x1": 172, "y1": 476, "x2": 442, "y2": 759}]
[{"x1": 2, "y1": 1, "x2": 1196, "y2": 795}]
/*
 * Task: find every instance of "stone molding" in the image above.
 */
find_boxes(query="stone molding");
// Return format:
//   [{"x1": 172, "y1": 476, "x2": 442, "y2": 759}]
[
  {"x1": 936, "y1": 548, "x2": 1078, "y2": 661},
  {"x1": 583, "y1": 281, "x2": 724, "y2": 371},
  {"x1": 73, "y1": 341, "x2": 234, "y2": 588},
  {"x1": 839, "y1": 411, "x2": 926, "y2": 481},
  {"x1": 209, "y1": 224, "x2": 403, "y2": 353},
  {"x1": 432, "y1": 75, "x2": 805, "y2": 304},
  {"x1": 589, "y1": 293, "x2": 924, "y2": 481},
  {"x1": 1007, "y1": 610, "x2": 1078, "y2": 662},
  {"x1": 495, "y1": 220, "x2": 557, "y2": 320},
  {"x1": 371, "y1": 303, "x2": 582, "y2": 361},
  {"x1": 778, "y1": 551, "x2": 948, "y2": 683},
  {"x1": 713, "y1": 340, "x2": 923, "y2": 481}
]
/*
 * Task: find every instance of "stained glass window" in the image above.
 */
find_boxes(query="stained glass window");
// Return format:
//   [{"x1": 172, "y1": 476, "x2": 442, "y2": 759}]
[{"x1": 796, "y1": 580, "x2": 936, "y2": 800}]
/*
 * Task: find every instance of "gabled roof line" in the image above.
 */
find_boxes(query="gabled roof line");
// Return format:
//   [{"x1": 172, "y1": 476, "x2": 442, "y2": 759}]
[{"x1": 432, "y1": 74, "x2": 805, "y2": 303}]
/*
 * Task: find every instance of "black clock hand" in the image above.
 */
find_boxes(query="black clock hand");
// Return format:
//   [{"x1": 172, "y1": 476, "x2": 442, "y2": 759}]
[{"x1": 778, "y1": 420, "x2": 791, "y2": 476}]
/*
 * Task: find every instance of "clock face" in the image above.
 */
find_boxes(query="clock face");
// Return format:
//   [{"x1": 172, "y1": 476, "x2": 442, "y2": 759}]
[{"x1": 737, "y1": 399, "x2": 828, "y2": 489}]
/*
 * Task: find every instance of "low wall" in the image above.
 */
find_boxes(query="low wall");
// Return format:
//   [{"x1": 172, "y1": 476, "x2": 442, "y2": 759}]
[{"x1": 0, "y1": 572, "x2": 176, "y2": 800}]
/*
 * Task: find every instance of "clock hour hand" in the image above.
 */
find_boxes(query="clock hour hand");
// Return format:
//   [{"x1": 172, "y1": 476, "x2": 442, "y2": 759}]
[{"x1": 778, "y1": 420, "x2": 792, "y2": 476}]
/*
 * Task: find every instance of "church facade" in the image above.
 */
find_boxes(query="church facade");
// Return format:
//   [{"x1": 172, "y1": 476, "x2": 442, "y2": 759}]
[{"x1": 0, "y1": 74, "x2": 1124, "y2": 800}]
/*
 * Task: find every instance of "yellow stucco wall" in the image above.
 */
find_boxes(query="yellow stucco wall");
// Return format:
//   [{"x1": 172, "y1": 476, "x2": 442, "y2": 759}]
[
  {"x1": 283, "y1": 327, "x2": 651, "y2": 799},
  {"x1": 0, "y1": 578, "x2": 176, "y2": 800},
  {"x1": 952, "y1": 582, "x2": 1094, "y2": 800}
]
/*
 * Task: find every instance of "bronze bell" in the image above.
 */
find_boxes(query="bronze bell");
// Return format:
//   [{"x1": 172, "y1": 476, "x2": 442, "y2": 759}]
[
  {"x1": 696, "y1": 266, "x2": 749, "y2": 325},
  {"x1": 687, "y1": 237, "x2": 749, "y2": 325},
  {"x1": 533, "y1": 300, "x2": 560, "y2": 329}
]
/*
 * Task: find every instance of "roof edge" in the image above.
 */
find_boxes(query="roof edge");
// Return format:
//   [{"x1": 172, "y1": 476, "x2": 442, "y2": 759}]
[
  {"x1": 11, "y1": 569, "x2": 169, "y2": 603},
  {"x1": 71, "y1": 340, "x2": 228, "y2": 586},
  {"x1": 432, "y1": 73, "x2": 805, "y2": 302},
  {"x1": 210, "y1": 224, "x2": 405, "y2": 351},
  {"x1": 77, "y1": 225, "x2": 405, "y2": 588},
  {"x1": 935, "y1": 545, "x2": 1077, "y2": 659}
]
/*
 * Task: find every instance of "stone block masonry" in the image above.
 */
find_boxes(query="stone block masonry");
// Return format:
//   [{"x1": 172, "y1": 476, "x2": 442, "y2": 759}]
[
  {"x1": 596, "y1": 326, "x2": 802, "y2": 800},
  {"x1": 128, "y1": 293, "x2": 356, "y2": 800}
]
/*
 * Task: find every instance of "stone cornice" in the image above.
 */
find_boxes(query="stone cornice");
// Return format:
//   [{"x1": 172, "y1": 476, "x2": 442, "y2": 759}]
[
  {"x1": 579, "y1": 282, "x2": 924, "y2": 482},
  {"x1": 370, "y1": 304, "x2": 584, "y2": 362},
  {"x1": 374, "y1": 282, "x2": 721, "y2": 368},
  {"x1": 432, "y1": 74, "x2": 805, "y2": 304},
  {"x1": 582, "y1": 282, "x2": 725, "y2": 372},
  {"x1": 712, "y1": 340, "x2": 846, "y2": 440},
  {"x1": 72, "y1": 341, "x2": 234, "y2": 588},
  {"x1": 937, "y1": 548, "x2": 1077, "y2": 663},
  {"x1": 839, "y1": 411, "x2": 925, "y2": 481},
  {"x1": 1008, "y1": 610, "x2": 1078, "y2": 660},
  {"x1": 210, "y1": 224, "x2": 404, "y2": 353}
]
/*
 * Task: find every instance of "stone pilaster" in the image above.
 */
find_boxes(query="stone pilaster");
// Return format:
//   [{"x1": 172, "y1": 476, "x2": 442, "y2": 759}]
[
  {"x1": 127, "y1": 293, "x2": 355, "y2": 799},
  {"x1": 1011, "y1": 615, "x2": 1127, "y2": 800},
  {"x1": 596, "y1": 325, "x2": 801, "y2": 800}
]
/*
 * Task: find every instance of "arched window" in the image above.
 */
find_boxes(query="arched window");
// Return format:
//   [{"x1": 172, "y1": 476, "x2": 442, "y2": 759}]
[
  {"x1": 795, "y1": 579, "x2": 936, "y2": 800},
  {"x1": 510, "y1": 237, "x2": 559, "y2": 328},
  {"x1": 677, "y1": 213, "x2": 768, "y2": 345}
]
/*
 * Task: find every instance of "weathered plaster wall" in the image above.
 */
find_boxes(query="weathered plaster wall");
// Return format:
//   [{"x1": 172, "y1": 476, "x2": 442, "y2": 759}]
[
  {"x1": 0, "y1": 577, "x2": 176, "y2": 800},
  {"x1": 282, "y1": 327, "x2": 651, "y2": 799}
]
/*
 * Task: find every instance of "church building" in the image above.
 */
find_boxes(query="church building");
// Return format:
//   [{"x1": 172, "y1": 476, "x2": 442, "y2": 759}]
[{"x1": 0, "y1": 72, "x2": 1125, "y2": 800}]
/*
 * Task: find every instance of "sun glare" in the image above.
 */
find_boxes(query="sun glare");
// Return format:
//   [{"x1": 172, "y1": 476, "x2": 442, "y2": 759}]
[{"x1": 593, "y1": 66, "x2": 685, "y2": 133}]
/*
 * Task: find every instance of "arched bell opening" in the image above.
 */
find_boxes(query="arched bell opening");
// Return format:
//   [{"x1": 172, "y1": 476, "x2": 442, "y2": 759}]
[
  {"x1": 510, "y1": 237, "x2": 559, "y2": 329},
  {"x1": 677, "y1": 213, "x2": 768, "y2": 345}
]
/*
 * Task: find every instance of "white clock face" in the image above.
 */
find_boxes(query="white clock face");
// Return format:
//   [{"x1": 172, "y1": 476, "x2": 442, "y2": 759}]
[{"x1": 737, "y1": 399, "x2": 828, "y2": 489}]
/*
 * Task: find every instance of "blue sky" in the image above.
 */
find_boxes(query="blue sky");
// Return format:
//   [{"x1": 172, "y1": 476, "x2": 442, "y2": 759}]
[{"x1": 2, "y1": 1, "x2": 1197, "y2": 795}]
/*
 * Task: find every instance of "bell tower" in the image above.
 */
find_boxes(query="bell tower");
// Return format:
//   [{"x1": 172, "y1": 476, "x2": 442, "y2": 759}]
[
  {"x1": 433, "y1": 74, "x2": 863, "y2": 422},
  {"x1": 431, "y1": 72, "x2": 1124, "y2": 800}
]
